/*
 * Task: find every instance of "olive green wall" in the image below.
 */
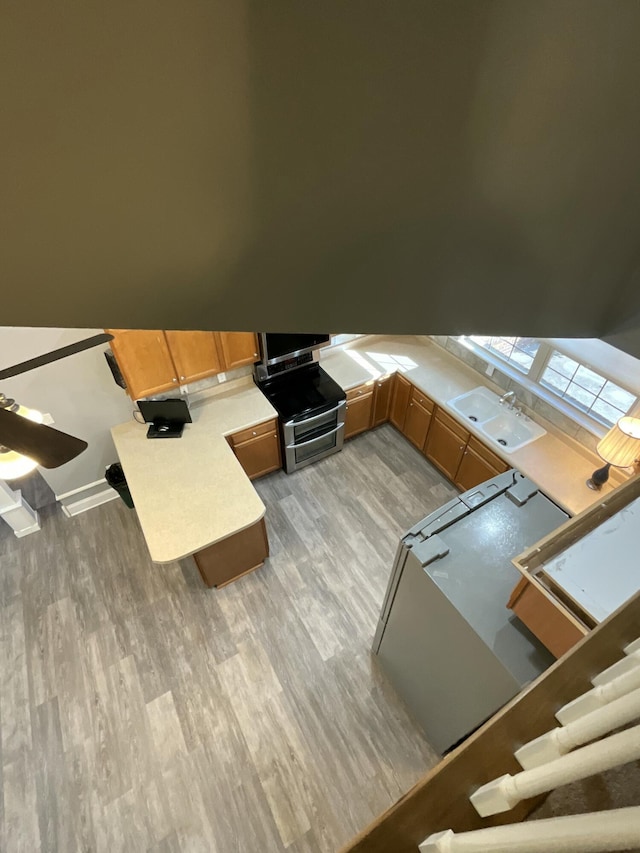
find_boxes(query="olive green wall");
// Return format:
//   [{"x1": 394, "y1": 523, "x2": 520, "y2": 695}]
[{"x1": 2, "y1": 2, "x2": 640, "y2": 354}]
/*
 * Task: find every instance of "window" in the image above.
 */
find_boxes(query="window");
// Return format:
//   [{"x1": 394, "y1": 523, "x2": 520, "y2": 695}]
[
  {"x1": 541, "y1": 350, "x2": 637, "y2": 428},
  {"x1": 468, "y1": 336, "x2": 540, "y2": 373},
  {"x1": 459, "y1": 335, "x2": 639, "y2": 432}
]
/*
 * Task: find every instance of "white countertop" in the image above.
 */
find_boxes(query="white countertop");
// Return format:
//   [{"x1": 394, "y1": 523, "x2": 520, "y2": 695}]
[
  {"x1": 320, "y1": 335, "x2": 617, "y2": 516},
  {"x1": 112, "y1": 334, "x2": 618, "y2": 564},
  {"x1": 111, "y1": 378, "x2": 277, "y2": 563}
]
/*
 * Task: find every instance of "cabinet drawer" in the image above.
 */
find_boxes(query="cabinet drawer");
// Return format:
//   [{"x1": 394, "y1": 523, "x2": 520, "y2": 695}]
[
  {"x1": 467, "y1": 435, "x2": 509, "y2": 472},
  {"x1": 228, "y1": 419, "x2": 278, "y2": 447},
  {"x1": 346, "y1": 382, "x2": 374, "y2": 402},
  {"x1": 435, "y1": 407, "x2": 469, "y2": 442},
  {"x1": 410, "y1": 386, "x2": 434, "y2": 413}
]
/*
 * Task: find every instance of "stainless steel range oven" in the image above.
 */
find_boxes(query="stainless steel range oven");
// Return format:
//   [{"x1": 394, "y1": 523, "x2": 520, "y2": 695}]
[
  {"x1": 253, "y1": 334, "x2": 346, "y2": 473},
  {"x1": 282, "y1": 398, "x2": 346, "y2": 471}
]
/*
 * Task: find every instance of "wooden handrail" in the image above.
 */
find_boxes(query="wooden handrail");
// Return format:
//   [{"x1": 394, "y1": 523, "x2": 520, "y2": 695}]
[{"x1": 339, "y1": 590, "x2": 640, "y2": 853}]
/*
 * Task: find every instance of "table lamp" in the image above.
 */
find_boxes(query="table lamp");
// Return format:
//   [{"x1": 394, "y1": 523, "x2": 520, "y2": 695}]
[{"x1": 586, "y1": 416, "x2": 640, "y2": 490}]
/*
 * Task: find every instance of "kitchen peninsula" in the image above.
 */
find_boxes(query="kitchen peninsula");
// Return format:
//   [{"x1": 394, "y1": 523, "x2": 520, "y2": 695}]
[{"x1": 111, "y1": 335, "x2": 621, "y2": 587}]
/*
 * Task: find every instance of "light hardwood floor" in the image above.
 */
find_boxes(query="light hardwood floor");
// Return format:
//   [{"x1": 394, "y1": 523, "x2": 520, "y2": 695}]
[{"x1": 0, "y1": 424, "x2": 458, "y2": 853}]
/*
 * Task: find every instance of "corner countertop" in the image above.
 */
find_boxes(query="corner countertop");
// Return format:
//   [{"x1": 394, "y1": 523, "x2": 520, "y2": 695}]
[
  {"x1": 111, "y1": 378, "x2": 277, "y2": 563},
  {"x1": 319, "y1": 335, "x2": 618, "y2": 516},
  {"x1": 112, "y1": 334, "x2": 618, "y2": 565}
]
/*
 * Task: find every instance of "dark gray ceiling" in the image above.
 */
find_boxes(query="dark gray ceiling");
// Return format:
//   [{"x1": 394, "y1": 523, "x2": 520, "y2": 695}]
[{"x1": 2, "y1": 2, "x2": 640, "y2": 356}]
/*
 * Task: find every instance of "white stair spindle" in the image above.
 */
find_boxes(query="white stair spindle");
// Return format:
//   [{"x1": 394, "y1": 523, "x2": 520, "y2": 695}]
[
  {"x1": 516, "y1": 687, "x2": 640, "y2": 769},
  {"x1": 624, "y1": 638, "x2": 640, "y2": 655},
  {"x1": 593, "y1": 650, "x2": 640, "y2": 686},
  {"x1": 556, "y1": 662, "x2": 640, "y2": 724},
  {"x1": 470, "y1": 724, "x2": 640, "y2": 816},
  {"x1": 419, "y1": 807, "x2": 640, "y2": 853}
]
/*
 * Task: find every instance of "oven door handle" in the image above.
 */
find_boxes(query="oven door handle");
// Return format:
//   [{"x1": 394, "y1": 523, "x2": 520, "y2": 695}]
[
  {"x1": 284, "y1": 399, "x2": 346, "y2": 428},
  {"x1": 286, "y1": 424, "x2": 343, "y2": 449}
]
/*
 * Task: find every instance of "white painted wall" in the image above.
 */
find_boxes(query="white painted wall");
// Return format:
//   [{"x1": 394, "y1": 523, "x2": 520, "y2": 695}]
[{"x1": 0, "y1": 328, "x2": 133, "y2": 496}]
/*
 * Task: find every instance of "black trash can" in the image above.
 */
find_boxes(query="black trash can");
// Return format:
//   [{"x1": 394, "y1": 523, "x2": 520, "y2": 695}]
[{"x1": 105, "y1": 462, "x2": 135, "y2": 508}]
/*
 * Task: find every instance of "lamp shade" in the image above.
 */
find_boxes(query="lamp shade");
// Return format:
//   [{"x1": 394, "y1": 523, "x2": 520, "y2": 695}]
[
  {"x1": 0, "y1": 404, "x2": 43, "y2": 480},
  {"x1": 596, "y1": 416, "x2": 640, "y2": 469}
]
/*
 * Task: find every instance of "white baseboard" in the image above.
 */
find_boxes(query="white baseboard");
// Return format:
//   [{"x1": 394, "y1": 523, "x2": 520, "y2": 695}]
[{"x1": 57, "y1": 479, "x2": 119, "y2": 517}]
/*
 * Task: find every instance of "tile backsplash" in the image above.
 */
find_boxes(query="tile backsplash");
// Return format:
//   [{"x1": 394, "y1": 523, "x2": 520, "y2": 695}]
[{"x1": 429, "y1": 336, "x2": 600, "y2": 454}]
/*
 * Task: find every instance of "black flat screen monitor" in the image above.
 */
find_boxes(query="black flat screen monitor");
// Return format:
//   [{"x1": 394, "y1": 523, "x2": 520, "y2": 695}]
[
  {"x1": 262, "y1": 333, "x2": 330, "y2": 365},
  {"x1": 137, "y1": 398, "x2": 192, "y2": 439}
]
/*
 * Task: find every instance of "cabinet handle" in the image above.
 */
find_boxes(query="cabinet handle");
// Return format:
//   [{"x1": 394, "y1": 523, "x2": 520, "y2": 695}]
[
  {"x1": 252, "y1": 431, "x2": 257, "y2": 436},
  {"x1": 254, "y1": 352, "x2": 258, "y2": 357},
  {"x1": 180, "y1": 375, "x2": 185, "y2": 380},
  {"x1": 409, "y1": 402, "x2": 413, "y2": 407},
  {"x1": 459, "y1": 445, "x2": 465, "y2": 450},
  {"x1": 172, "y1": 378, "x2": 178, "y2": 383}
]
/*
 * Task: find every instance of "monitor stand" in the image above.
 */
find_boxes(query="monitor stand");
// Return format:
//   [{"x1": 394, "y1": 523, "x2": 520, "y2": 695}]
[{"x1": 146, "y1": 418, "x2": 185, "y2": 439}]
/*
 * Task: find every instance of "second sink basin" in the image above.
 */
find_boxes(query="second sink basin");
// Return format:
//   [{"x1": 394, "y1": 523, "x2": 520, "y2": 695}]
[
  {"x1": 447, "y1": 386, "x2": 546, "y2": 453},
  {"x1": 479, "y1": 413, "x2": 546, "y2": 453}
]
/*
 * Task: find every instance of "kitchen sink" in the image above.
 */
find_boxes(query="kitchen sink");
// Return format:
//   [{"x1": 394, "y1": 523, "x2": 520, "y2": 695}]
[
  {"x1": 480, "y1": 412, "x2": 546, "y2": 452},
  {"x1": 447, "y1": 386, "x2": 546, "y2": 452},
  {"x1": 448, "y1": 387, "x2": 502, "y2": 424}
]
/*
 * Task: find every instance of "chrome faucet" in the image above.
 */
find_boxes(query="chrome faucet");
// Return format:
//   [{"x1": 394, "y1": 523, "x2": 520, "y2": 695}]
[{"x1": 498, "y1": 390, "x2": 516, "y2": 409}]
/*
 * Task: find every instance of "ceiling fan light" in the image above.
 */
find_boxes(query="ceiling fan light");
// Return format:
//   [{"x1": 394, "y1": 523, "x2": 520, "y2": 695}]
[
  {"x1": 0, "y1": 403, "x2": 44, "y2": 480},
  {"x1": 0, "y1": 450, "x2": 39, "y2": 480}
]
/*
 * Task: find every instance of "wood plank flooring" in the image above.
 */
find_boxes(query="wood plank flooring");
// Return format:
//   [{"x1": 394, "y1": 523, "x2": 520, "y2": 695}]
[{"x1": 0, "y1": 424, "x2": 458, "y2": 852}]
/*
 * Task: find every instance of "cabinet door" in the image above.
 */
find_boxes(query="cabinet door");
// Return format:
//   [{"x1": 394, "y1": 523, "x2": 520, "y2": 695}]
[
  {"x1": 403, "y1": 400, "x2": 433, "y2": 450},
  {"x1": 390, "y1": 374, "x2": 411, "y2": 431},
  {"x1": 425, "y1": 414, "x2": 469, "y2": 481},
  {"x1": 164, "y1": 331, "x2": 223, "y2": 383},
  {"x1": 345, "y1": 392, "x2": 374, "y2": 439},
  {"x1": 372, "y1": 374, "x2": 394, "y2": 426},
  {"x1": 217, "y1": 332, "x2": 259, "y2": 370},
  {"x1": 233, "y1": 431, "x2": 281, "y2": 479},
  {"x1": 454, "y1": 445, "x2": 504, "y2": 491},
  {"x1": 455, "y1": 435, "x2": 509, "y2": 491},
  {"x1": 106, "y1": 330, "x2": 178, "y2": 400}
]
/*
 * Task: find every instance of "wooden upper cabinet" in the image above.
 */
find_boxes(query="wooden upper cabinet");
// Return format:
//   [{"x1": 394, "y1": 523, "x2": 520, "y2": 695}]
[
  {"x1": 390, "y1": 374, "x2": 411, "y2": 431},
  {"x1": 425, "y1": 409, "x2": 470, "y2": 481},
  {"x1": 372, "y1": 374, "x2": 394, "y2": 427},
  {"x1": 106, "y1": 329, "x2": 178, "y2": 400},
  {"x1": 165, "y1": 331, "x2": 223, "y2": 383},
  {"x1": 217, "y1": 332, "x2": 259, "y2": 370}
]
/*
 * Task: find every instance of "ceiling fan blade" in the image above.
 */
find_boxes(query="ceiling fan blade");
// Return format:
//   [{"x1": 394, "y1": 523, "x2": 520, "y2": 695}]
[
  {"x1": 0, "y1": 408, "x2": 88, "y2": 468},
  {"x1": 0, "y1": 333, "x2": 114, "y2": 381}
]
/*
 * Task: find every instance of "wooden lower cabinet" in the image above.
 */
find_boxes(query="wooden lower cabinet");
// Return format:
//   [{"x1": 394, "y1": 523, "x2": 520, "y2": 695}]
[
  {"x1": 425, "y1": 411, "x2": 469, "y2": 481},
  {"x1": 228, "y1": 419, "x2": 281, "y2": 479},
  {"x1": 455, "y1": 436, "x2": 510, "y2": 491},
  {"x1": 403, "y1": 399, "x2": 433, "y2": 450},
  {"x1": 193, "y1": 517, "x2": 269, "y2": 588},
  {"x1": 345, "y1": 383, "x2": 374, "y2": 439},
  {"x1": 371, "y1": 374, "x2": 394, "y2": 426},
  {"x1": 390, "y1": 374, "x2": 411, "y2": 431},
  {"x1": 507, "y1": 576, "x2": 586, "y2": 658}
]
